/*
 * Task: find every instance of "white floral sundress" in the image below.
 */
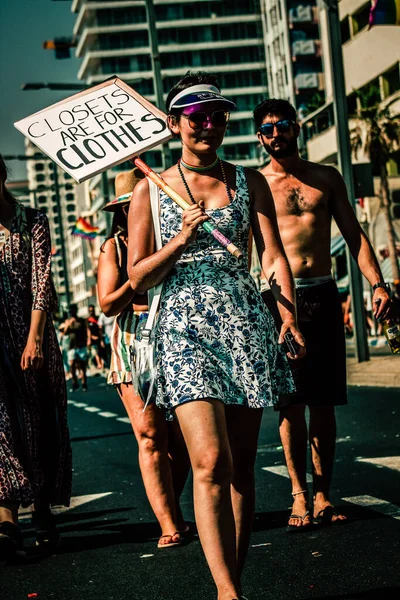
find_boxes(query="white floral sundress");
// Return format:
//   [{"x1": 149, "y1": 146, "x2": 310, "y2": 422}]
[{"x1": 155, "y1": 165, "x2": 295, "y2": 413}]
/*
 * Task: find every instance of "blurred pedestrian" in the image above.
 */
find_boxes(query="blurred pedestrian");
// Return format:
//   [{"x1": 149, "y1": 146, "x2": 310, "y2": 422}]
[
  {"x1": 97, "y1": 311, "x2": 114, "y2": 369},
  {"x1": 58, "y1": 312, "x2": 72, "y2": 379},
  {"x1": 0, "y1": 155, "x2": 71, "y2": 559},
  {"x1": 87, "y1": 304, "x2": 104, "y2": 370},
  {"x1": 63, "y1": 304, "x2": 89, "y2": 392},
  {"x1": 97, "y1": 167, "x2": 190, "y2": 550},
  {"x1": 128, "y1": 72, "x2": 304, "y2": 600},
  {"x1": 254, "y1": 98, "x2": 391, "y2": 531}
]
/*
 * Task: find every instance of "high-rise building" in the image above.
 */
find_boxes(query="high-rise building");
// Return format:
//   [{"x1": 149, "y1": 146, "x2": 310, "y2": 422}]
[
  {"x1": 261, "y1": 0, "x2": 325, "y2": 117},
  {"x1": 71, "y1": 0, "x2": 269, "y2": 169},
  {"x1": 301, "y1": 0, "x2": 400, "y2": 282},
  {"x1": 25, "y1": 139, "x2": 96, "y2": 314}
]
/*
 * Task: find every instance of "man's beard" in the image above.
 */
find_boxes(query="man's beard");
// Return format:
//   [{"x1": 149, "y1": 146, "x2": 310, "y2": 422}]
[{"x1": 262, "y1": 137, "x2": 298, "y2": 159}]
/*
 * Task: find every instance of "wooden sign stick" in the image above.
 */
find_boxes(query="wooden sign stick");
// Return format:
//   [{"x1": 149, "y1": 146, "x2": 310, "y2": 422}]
[{"x1": 134, "y1": 157, "x2": 243, "y2": 260}]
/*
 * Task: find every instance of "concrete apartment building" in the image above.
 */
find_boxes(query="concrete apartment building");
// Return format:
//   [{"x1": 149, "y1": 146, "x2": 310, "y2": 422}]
[
  {"x1": 25, "y1": 140, "x2": 96, "y2": 314},
  {"x1": 262, "y1": 0, "x2": 325, "y2": 117},
  {"x1": 302, "y1": 0, "x2": 400, "y2": 281},
  {"x1": 71, "y1": 0, "x2": 269, "y2": 169}
]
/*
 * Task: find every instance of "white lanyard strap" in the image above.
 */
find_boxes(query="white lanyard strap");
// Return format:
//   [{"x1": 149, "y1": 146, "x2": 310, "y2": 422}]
[{"x1": 143, "y1": 179, "x2": 162, "y2": 336}]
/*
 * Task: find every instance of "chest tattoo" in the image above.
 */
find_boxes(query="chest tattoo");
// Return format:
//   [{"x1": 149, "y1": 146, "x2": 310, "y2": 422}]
[{"x1": 286, "y1": 187, "x2": 307, "y2": 216}]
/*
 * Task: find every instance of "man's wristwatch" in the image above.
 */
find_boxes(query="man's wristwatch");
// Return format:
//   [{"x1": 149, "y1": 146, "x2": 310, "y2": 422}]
[{"x1": 372, "y1": 282, "x2": 391, "y2": 294}]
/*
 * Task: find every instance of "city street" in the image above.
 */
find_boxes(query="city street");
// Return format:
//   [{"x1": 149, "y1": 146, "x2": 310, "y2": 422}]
[{"x1": 1, "y1": 377, "x2": 399, "y2": 600}]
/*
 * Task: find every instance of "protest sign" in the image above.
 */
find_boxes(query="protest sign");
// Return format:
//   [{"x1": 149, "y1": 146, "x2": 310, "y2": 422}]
[{"x1": 14, "y1": 78, "x2": 172, "y2": 183}]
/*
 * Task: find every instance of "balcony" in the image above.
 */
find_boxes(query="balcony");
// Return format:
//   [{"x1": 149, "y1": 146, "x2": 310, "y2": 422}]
[
  {"x1": 295, "y1": 72, "x2": 324, "y2": 92},
  {"x1": 289, "y1": 5, "x2": 318, "y2": 27},
  {"x1": 292, "y1": 39, "x2": 321, "y2": 60}
]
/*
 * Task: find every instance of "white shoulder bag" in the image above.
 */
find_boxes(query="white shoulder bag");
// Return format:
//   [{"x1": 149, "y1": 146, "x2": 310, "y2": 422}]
[{"x1": 130, "y1": 179, "x2": 163, "y2": 411}]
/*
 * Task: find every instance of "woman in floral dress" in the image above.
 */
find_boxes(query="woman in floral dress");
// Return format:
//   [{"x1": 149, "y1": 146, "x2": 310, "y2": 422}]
[
  {"x1": 128, "y1": 73, "x2": 306, "y2": 600},
  {"x1": 0, "y1": 156, "x2": 71, "y2": 558}
]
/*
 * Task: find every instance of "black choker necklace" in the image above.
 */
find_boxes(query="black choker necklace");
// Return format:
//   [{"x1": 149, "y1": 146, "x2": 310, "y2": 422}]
[{"x1": 177, "y1": 158, "x2": 233, "y2": 206}]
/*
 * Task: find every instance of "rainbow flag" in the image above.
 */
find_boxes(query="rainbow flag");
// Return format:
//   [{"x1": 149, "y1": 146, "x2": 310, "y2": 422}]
[
  {"x1": 369, "y1": 0, "x2": 400, "y2": 28},
  {"x1": 70, "y1": 217, "x2": 99, "y2": 240}
]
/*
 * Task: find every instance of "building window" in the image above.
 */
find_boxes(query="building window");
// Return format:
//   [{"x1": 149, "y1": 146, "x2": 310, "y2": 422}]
[
  {"x1": 351, "y1": 2, "x2": 370, "y2": 36},
  {"x1": 37, "y1": 195, "x2": 47, "y2": 204},
  {"x1": 66, "y1": 204, "x2": 75, "y2": 213},
  {"x1": 340, "y1": 17, "x2": 351, "y2": 43},
  {"x1": 65, "y1": 183, "x2": 74, "y2": 190},
  {"x1": 347, "y1": 93, "x2": 358, "y2": 116},
  {"x1": 35, "y1": 163, "x2": 44, "y2": 172},
  {"x1": 36, "y1": 174, "x2": 45, "y2": 182},
  {"x1": 270, "y1": 7, "x2": 278, "y2": 27},
  {"x1": 67, "y1": 215, "x2": 76, "y2": 224},
  {"x1": 382, "y1": 63, "x2": 400, "y2": 99}
]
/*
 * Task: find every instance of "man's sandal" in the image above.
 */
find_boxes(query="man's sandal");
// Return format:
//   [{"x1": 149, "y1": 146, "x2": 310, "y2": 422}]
[
  {"x1": 286, "y1": 490, "x2": 313, "y2": 533},
  {"x1": 157, "y1": 532, "x2": 183, "y2": 549}
]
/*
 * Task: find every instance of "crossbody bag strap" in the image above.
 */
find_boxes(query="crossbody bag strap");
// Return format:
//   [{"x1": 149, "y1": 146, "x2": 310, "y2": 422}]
[{"x1": 144, "y1": 179, "x2": 163, "y2": 334}]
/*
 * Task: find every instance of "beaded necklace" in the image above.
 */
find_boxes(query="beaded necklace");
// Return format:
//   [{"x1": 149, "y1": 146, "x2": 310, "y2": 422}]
[{"x1": 177, "y1": 158, "x2": 234, "y2": 206}]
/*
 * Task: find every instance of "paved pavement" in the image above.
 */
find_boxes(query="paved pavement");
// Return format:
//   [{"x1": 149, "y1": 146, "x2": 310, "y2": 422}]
[
  {"x1": 1, "y1": 377, "x2": 399, "y2": 600},
  {"x1": 345, "y1": 338, "x2": 400, "y2": 388}
]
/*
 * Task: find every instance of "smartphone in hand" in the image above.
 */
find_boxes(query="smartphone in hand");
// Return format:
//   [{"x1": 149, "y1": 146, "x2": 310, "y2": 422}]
[{"x1": 284, "y1": 332, "x2": 300, "y2": 356}]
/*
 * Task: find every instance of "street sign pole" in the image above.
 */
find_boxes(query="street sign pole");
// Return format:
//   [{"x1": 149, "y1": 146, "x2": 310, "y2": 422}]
[
  {"x1": 145, "y1": 0, "x2": 172, "y2": 170},
  {"x1": 322, "y1": 0, "x2": 369, "y2": 362}
]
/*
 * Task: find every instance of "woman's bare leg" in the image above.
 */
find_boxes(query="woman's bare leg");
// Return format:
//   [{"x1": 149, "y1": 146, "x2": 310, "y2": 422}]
[
  {"x1": 175, "y1": 399, "x2": 240, "y2": 600},
  {"x1": 167, "y1": 420, "x2": 191, "y2": 530},
  {"x1": 117, "y1": 384, "x2": 179, "y2": 543},
  {"x1": 0, "y1": 502, "x2": 18, "y2": 525},
  {"x1": 226, "y1": 406, "x2": 263, "y2": 586}
]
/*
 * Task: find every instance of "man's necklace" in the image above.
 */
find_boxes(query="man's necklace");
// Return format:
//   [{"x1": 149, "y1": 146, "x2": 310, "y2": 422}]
[{"x1": 177, "y1": 157, "x2": 234, "y2": 206}]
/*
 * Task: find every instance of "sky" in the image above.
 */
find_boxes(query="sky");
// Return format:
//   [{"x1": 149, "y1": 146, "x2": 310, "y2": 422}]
[{"x1": 0, "y1": 0, "x2": 80, "y2": 181}]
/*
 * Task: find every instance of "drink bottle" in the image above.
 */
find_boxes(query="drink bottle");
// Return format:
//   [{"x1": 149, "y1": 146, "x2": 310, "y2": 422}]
[{"x1": 383, "y1": 320, "x2": 400, "y2": 354}]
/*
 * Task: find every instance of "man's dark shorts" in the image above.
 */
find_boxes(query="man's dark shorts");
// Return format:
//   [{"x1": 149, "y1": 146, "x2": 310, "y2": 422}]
[{"x1": 262, "y1": 280, "x2": 347, "y2": 409}]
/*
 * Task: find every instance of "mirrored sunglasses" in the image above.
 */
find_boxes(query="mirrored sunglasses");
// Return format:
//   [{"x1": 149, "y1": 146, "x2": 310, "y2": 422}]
[
  {"x1": 181, "y1": 110, "x2": 230, "y2": 130},
  {"x1": 259, "y1": 119, "x2": 294, "y2": 138}
]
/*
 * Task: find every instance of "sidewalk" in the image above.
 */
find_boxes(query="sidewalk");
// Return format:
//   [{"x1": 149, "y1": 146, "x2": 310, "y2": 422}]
[{"x1": 347, "y1": 353, "x2": 400, "y2": 388}]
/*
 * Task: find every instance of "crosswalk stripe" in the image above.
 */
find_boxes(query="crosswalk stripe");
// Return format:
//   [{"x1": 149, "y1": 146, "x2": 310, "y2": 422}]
[
  {"x1": 116, "y1": 417, "x2": 131, "y2": 424},
  {"x1": 84, "y1": 406, "x2": 101, "y2": 413},
  {"x1": 19, "y1": 493, "x2": 113, "y2": 520},
  {"x1": 73, "y1": 402, "x2": 88, "y2": 408},
  {"x1": 98, "y1": 411, "x2": 119, "y2": 418},
  {"x1": 356, "y1": 456, "x2": 400, "y2": 472},
  {"x1": 262, "y1": 465, "x2": 313, "y2": 483},
  {"x1": 343, "y1": 495, "x2": 400, "y2": 520}
]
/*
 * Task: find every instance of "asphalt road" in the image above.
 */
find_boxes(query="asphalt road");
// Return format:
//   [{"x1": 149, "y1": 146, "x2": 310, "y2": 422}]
[{"x1": 1, "y1": 378, "x2": 399, "y2": 600}]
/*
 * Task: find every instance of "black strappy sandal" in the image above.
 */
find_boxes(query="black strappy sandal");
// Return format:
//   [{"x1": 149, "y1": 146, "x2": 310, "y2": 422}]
[{"x1": 31, "y1": 509, "x2": 60, "y2": 548}]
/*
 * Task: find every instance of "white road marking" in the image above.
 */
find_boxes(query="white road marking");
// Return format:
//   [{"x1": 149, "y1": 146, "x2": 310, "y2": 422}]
[
  {"x1": 84, "y1": 406, "x2": 101, "y2": 413},
  {"x1": 98, "y1": 411, "x2": 118, "y2": 418},
  {"x1": 356, "y1": 456, "x2": 400, "y2": 472},
  {"x1": 116, "y1": 417, "x2": 131, "y2": 424},
  {"x1": 73, "y1": 402, "x2": 88, "y2": 408},
  {"x1": 18, "y1": 492, "x2": 113, "y2": 520},
  {"x1": 262, "y1": 465, "x2": 313, "y2": 483},
  {"x1": 343, "y1": 495, "x2": 400, "y2": 520}
]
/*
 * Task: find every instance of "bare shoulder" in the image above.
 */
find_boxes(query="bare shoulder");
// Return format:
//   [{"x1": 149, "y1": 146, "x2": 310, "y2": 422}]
[
  {"x1": 304, "y1": 161, "x2": 343, "y2": 184},
  {"x1": 131, "y1": 176, "x2": 150, "y2": 200},
  {"x1": 101, "y1": 236, "x2": 117, "y2": 256},
  {"x1": 243, "y1": 166, "x2": 271, "y2": 189}
]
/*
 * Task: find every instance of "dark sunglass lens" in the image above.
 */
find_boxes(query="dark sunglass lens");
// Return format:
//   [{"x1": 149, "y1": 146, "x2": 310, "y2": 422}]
[
  {"x1": 211, "y1": 111, "x2": 228, "y2": 126},
  {"x1": 188, "y1": 112, "x2": 207, "y2": 128},
  {"x1": 278, "y1": 120, "x2": 291, "y2": 132},
  {"x1": 260, "y1": 124, "x2": 274, "y2": 137}
]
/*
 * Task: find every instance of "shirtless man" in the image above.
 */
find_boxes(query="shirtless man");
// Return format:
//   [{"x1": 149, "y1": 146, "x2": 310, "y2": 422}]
[{"x1": 253, "y1": 98, "x2": 391, "y2": 531}]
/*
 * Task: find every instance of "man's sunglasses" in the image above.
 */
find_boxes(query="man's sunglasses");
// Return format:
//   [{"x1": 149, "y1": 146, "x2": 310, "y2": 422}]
[
  {"x1": 181, "y1": 110, "x2": 230, "y2": 130},
  {"x1": 259, "y1": 119, "x2": 295, "y2": 138}
]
